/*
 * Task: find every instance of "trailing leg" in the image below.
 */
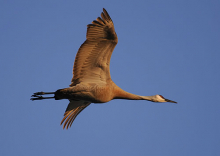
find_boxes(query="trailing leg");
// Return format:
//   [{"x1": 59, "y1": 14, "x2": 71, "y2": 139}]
[{"x1": 31, "y1": 92, "x2": 55, "y2": 101}]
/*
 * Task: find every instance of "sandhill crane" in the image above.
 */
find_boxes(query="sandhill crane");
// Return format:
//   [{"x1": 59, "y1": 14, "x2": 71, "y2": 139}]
[{"x1": 31, "y1": 8, "x2": 177, "y2": 129}]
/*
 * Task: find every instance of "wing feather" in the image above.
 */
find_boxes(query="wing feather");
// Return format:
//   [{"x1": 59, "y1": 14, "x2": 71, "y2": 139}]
[
  {"x1": 60, "y1": 100, "x2": 91, "y2": 129},
  {"x1": 70, "y1": 8, "x2": 118, "y2": 86}
]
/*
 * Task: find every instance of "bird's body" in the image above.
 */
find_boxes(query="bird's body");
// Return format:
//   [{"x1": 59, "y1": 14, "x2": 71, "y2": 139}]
[
  {"x1": 55, "y1": 82, "x2": 116, "y2": 103},
  {"x1": 31, "y1": 8, "x2": 177, "y2": 129}
]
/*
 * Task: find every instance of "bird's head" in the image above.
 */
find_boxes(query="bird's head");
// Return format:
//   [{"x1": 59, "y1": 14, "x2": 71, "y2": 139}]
[
  {"x1": 153, "y1": 95, "x2": 177, "y2": 103},
  {"x1": 140, "y1": 95, "x2": 177, "y2": 103}
]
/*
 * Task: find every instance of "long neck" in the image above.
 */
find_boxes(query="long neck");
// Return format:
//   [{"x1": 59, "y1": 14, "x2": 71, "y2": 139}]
[{"x1": 113, "y1": 86, "x2": 154, "y2": 102}]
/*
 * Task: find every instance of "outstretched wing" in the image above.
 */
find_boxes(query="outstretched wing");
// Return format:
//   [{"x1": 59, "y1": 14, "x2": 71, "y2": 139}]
[
  {"x1": 70, "y1": 8, "x2": 118, "y2": 86},
  {"x1": 60, "y1": 100, "x2": 91, "y2": 129}
]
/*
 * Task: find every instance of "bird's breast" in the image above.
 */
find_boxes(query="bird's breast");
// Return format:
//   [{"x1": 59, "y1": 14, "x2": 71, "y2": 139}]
[{"x1": 90, "y1": 85, "x2": 114, "y2": 103}]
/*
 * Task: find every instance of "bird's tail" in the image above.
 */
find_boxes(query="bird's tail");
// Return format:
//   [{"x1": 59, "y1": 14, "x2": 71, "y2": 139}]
[{"x1": 31, "y1": 92, "x2": 55, "y2": 101}]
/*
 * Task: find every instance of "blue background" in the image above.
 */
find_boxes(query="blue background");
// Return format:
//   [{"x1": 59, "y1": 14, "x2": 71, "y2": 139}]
[{"x1": 1, "y1": 0, "x2": 220, "y2": 155}]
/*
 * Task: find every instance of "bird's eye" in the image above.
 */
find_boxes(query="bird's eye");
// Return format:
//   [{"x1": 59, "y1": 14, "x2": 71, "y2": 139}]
[{"x1": 159, "y1": 95, "x2": 164, "y2": 99}]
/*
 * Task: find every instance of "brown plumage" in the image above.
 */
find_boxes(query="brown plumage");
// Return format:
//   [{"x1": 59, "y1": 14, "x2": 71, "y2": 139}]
[{"x1": 31, "y1": 8, "x2": 177, "y2": 129}]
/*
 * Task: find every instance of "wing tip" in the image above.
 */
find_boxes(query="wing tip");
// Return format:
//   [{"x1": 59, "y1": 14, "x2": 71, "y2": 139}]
[{"x1": 60, "y1": 102, "x2": 91, "y2": 130}]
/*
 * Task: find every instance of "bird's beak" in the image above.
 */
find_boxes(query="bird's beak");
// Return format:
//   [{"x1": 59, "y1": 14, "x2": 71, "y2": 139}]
[{"x1": 165, "y1": 98, "x2": 177, "y2": 103}]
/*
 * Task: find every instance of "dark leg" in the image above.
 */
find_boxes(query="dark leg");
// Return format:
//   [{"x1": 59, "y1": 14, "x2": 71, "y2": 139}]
[
  {"x1": 31, "y1": 91, "x2": 55, "y2": 101},
  {"x1": 32, "y1": 92, "x2": 55, "y2": 96}
]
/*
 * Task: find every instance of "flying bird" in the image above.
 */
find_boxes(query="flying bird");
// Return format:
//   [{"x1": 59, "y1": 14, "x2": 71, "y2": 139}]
[{"x1": 31, "y1": 8, "x2": 177, "y2": 129}]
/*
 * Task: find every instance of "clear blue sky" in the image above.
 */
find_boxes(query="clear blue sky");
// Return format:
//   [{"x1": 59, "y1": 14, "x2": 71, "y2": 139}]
[{"x1": 1, "y1": 0, "x2": 220, "y2": 156}]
